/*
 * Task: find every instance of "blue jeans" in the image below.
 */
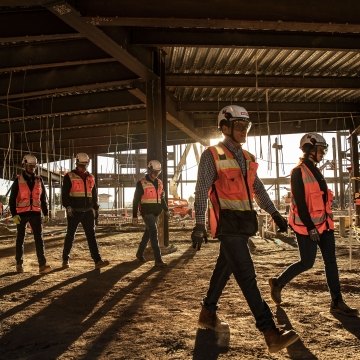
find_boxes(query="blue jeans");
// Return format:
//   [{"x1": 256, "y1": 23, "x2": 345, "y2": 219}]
[
  {"x1": 137, "y1": 214, "x2": 162, "y2": 262},
  {"x1": 204, "y1": 234, "x2": 275, "y2": 331},
  {"x1": 277, "y1": 230, "x2": 341, "y2": 302},
  {"x1": 15, "y1": 213, "x2": 47, "y2": 266},
  {"x1": 63, "y1": 210, "x2": 102, "y2": 263}
]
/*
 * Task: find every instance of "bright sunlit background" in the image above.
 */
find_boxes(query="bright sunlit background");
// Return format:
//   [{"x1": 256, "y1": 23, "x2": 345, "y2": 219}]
[{"x1": 0, "y1": 132, "x2": 351, "y2": 210}]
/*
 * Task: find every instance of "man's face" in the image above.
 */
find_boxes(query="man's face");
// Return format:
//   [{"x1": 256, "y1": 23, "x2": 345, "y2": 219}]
[
  {"x1": 149, "y1": 170, "x2": 161, "y2": 180},
  {"x1": 222, "y1": 119, "x2": 251, "y2": 144},
  {"x1": 76, "y1": 163, "x2": 88, "y2": 173},
  {"x1": 25, "y1": 164, "x2": 36, "y2": 174}
]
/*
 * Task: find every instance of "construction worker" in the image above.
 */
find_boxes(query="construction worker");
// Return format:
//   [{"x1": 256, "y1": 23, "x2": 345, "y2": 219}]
[
  {"x1": 132, "y1": 160, "x2": 169, "y2": 268},
  {"x1": 9, "y1": 154, "x2": 51, "y2": 274},
  {"x1": 192, "y1": 105, "x2": 299, "y2": 353},
  {"x1": 269, "y1": 133, "x2": 358, "y2": 316},
  {"x1": 61, "y1": 152, "x2": 109, "y2": 270}
]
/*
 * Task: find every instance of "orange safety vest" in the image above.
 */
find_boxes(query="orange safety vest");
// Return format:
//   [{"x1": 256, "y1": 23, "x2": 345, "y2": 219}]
[
  {"x1": 68, "y1": 172, "x2": 95, "y2": 198},
  {"x1": 140, "y1": 178, "x2": 163, "y2": 204},
  {"x1": 16, "y1": 174, "x2": 42, "y2": 213},
  {"x1": 208, "y1": 143, "x2": 258, "y2": 237},
  {"x1": 289, "y1": 163, "x2": 334, "y2": 235}
]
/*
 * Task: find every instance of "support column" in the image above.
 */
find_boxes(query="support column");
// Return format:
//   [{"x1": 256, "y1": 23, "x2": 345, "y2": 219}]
[
  {"x1": 349, "y1": 127, "x2": 360, "y2": 225},
  {"x1": 146, "y1": 49, "x2": 166, "y2": 248},
  {"x1": 336, "y1": 132, "x2": 345, "y2": 209}
]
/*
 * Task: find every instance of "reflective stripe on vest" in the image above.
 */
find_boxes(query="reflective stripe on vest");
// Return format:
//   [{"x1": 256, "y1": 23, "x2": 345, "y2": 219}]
[
  {"x1": 289, "y1": 163, "x2": 334, "y2": 235},
  {"x1": 68, "y1": 172, "x2": 95, "y2": 198},
  {"x1": 140, "y1": 178, "x2": 163, "y2": 204},
  {"x1": 208, "y1": 143, "x2": 258, "y2": 237},
  {"x1": 16, "y1": 174, "x2": 42, "y2": 213}
]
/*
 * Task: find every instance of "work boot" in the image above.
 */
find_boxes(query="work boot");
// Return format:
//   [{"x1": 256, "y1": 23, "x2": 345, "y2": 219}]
[
  {"x1": 16, "y1": 263, "x2": 24, "y2": 273},
  {"x1": 269, "y1": 278, "x2": 282, "y2": 305},
  {"x1": 263, "y1": 327, "x2": 299, "y2": 353},
  {"x1": 330, "y1": 300, "x2": 358, "y2": 317},
  {"x1": 198, "y1": 305, "x2": 229, "y2": 332},
  {"x1": 39, "y1": 264, "x2": 52, "y2": 274},
  {"x1": 154, "y1": 260, "x2": 167, "y2": 268},
  {"x1": 62, "y1": 260, "x2": 70, "y2": 269},
  {"x1": 136, "y1": 253, "x2": 146, "y2": 262},
  {"x1": 95, "y1": 259, "x2": 109, "y2": 269}
]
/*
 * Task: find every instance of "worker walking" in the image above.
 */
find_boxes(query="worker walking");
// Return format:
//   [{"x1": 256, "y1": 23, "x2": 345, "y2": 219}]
[
  {"x1": 192, "y1": 105, "x2": 299, "y2": 353},
  {"x1": 9, "y1": 154, "x2": 51, "y2": 274},
  {"x1": 61, "y1": 152, "x2": 109, "y2": 270},
  {"x1": 132, "y1": 160, "x2": 169, "y2": 268},
  {"x1": 269, "y1": 133, "x2": 358, "y2": 316}
]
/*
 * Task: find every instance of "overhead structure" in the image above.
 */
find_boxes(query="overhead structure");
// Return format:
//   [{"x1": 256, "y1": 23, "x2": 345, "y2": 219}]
[{"x1": 0, "y1": 0, "x2": 359, "y2": 179}]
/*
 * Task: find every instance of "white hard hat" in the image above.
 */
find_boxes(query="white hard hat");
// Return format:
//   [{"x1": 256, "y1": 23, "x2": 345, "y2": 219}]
[
  {"x1": 22, "y1": 154, "x2": 38, "y2": 166},
  {"x1": 217, "y1": 105, "x2": 251, "y2": 129},
  {"x1": 299, "y1": 133, "x2": 328, "y2": 150},
  {"x1": 76, "y1": 152, "x2": 90, "y2": 165},
  {"x1": 148, "y1": 160, "x2": 161, "y2": 172}
]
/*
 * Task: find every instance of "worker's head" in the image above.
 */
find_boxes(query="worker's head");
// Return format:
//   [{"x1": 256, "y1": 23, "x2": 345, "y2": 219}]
[
  {"x1": 22, "y1": 154, "x2": 38, "y2": 174},
  {"x1": 218, "y1": 105, "x2": 252, "y2": 145},
  {"x1": 147, "y1": 160, "x2": 161, "y2": 179},
  {"x1": 299, "y1": 132, "x2": 328, "y2": 163},
  {"x1": 75, "y1": 152, "x2": 90, "y2": 172}
]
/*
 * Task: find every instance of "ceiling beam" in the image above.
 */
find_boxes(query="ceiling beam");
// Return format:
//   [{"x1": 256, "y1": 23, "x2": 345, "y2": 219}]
[
  {"x1": 131, "y1": 28, "x2": 360, "y2": 50},
  {"x1": 45, "y1": 1, "x2": 155, "y2": 80},
  {"x1": 166, "y1": 74, "x2": 360, "y2": 89},
  {"x1": 86, "y1": 17, "x2": 360, "y2": 34},
  {"x1": 180, "y1": 101, "x2": 360, "y2": 113}
]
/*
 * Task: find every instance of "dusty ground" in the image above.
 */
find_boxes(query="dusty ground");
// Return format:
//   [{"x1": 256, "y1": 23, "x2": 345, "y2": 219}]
[{"x1": 0, "y1": 220, "x2": 359, "y2": 360}]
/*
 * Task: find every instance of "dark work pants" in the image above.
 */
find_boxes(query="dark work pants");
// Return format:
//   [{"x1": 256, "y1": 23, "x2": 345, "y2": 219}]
[
  {"x1": 277, "y1": 230, "x2": 341, "y2": 302},
  {"x1": 204, "y1": 234, "x2": 275, "y2": 332},
  {"x1": 15, "y1": 213, "x2": 46, "y2": 266},
  {"x1": 136, "y1": 213, "x2": 162, "y2": 262},
  {"x1": 62, "y1": 210, "x2": 101, "y2": 263}
]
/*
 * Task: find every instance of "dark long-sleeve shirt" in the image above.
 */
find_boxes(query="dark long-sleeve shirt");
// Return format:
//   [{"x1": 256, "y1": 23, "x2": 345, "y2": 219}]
[
  {"x1": 133, "y1": 174, "x2": 168, "y2": 217},
  {"x1": 291, "y1": 159, "x2": 328, "y2": 231},
  {"x1": 61, "y1": 169, "x2": 99, "y2": 211},
  {"x1": 194, "y1": 137, "x2": 277, "y2": 225},
  {"x1": 9, "y1": 170, "x2": 48, "y2": 216}
]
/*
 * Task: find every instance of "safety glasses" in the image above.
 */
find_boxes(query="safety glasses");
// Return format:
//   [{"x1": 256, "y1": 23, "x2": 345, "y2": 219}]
[{"x1": 231, "y1": 119, "x2": 252, "y2": 132}]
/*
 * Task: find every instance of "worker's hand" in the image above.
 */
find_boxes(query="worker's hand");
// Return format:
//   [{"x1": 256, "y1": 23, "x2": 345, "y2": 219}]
[
  {"x1": 66, "y1": 206, "x2": 74, "y2": 218},
  {"x1": 191, "y1": 224, "x2": 208, "y2": 251},
  {"x1": 309, "y1": 228, "x2": 320, "y2": 242},
  {"x1": 43, "y1": 215, "x2": 49, "y2": 224},
  {"x1": 92, "y1": 209, "x2": 99, "y2": 219},
  {"x1": 271, "y1": 211, "x2": 288, "y2": 232},
  {"x1": 132, "y1": 217, "x2": 138, "y2": 225},
  {"x1": 12, "y1": 214, "x2": 21, "y2": 225}
]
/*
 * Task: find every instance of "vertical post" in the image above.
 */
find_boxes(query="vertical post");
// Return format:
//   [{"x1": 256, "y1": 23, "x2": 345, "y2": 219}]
[
  {"x1": 92, "y1": 154, "x2": 98, "y2": 224},
  {"x1": 349, "y1": 129, "x2": 360, "y2": 226},
  {"x1": 331, "y1": 137, "x2": 339, "y2": 204},
  {"x1": 272, "y1": 138, "x2": 282, "y2": 208},
  {"x1": 160, "y1": 50, "x2": 169, "y2": 247},
  {"x1": 146, "y1": 49, "x2": 165, "y2": 247},
  {"x1": 336, "y1": 132, "x2": 345, "y2": 209}
]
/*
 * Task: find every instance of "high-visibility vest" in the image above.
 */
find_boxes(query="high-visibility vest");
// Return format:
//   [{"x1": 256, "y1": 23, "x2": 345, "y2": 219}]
[
  {"x1": 140, "y1": 178, "x2": 163, "y2": 204},
  {"x1": 68, "y1": 172, "x2": 95, "y2": 198},
  {"x1": 289, "y1": 163, "x2": 334, "y2": 235},
  {"x1": 208, "y1": 143, "x2": 258, "y2": 237},
  {"x1": 16, "y1": 174, "x2": 42, "y2": 213}
]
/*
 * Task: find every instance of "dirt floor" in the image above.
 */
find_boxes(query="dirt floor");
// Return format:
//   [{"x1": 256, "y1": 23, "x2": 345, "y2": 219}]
[{"x1": 0, "y1": 220, "x2": 359, "y2": 360}]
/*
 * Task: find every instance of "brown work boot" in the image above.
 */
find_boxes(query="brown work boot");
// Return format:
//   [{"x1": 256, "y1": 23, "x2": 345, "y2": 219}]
[
  {"x1": 263, "y1": 327, "x2": 299, "y2": 353},
  {"x1": 330, "y1": 299, "x2": 358, "y2": 317},
  {"x1": 95, "y1": 259, "x2": 110, "y2": 269},
  {"x1": 269, "y1": 278, "x2": 282, "y2": 305},
  {"x1": 198, "y1": 305, "x2": 229, "y2": 332},
  {"x1": 39, "y1": 264, "x2": 52, "y2": 274},
  {"x1": 16, "y1": 263, "x2": 24, "y2": 273}
]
